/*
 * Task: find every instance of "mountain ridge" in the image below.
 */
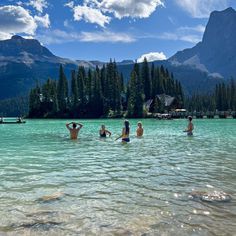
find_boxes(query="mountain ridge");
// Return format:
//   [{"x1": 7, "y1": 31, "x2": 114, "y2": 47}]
[
  {"x1": 0, "y1": 7, "x2": 235, "y2": 99},
  {"x1": 169, "y1": 7, "x2": 236, "y2": 79}
]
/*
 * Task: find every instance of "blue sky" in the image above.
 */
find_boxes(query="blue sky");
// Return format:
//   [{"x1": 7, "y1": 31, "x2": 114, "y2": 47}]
[{"x1": 0, "y1": 0, "x2": 236, "y2": 62}]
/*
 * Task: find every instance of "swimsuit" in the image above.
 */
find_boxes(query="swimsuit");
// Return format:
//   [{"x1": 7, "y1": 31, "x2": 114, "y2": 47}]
[
  {"x1": 122, "y1": 138, "x2": 130, "y2": 142},
  {"x1": 100, "y1": 131, "x2": 106, "y2": 138},
  {"x1": 187, "y1": 131, "x2": 193, "y2": 136}
]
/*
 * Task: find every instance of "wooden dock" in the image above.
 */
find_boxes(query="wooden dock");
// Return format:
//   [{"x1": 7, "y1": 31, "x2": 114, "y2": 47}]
[
  {"x1": 169, "y1": 111, "x2": 236, "y2": 119},
  {"x1": 0, "y1": 117, "x2": 26, "y2": 124}
]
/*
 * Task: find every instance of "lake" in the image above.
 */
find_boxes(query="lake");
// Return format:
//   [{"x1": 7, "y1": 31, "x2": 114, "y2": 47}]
[{"x1": 0, "y1": 119, "x2": 236, "y2": 235}]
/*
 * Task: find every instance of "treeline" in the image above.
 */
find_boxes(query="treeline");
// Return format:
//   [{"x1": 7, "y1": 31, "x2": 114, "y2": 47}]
[
  {"x1": 29, "y1": 59, "x2": 184, "y2": 118},
  {"x1": 185, "y1": 79, "x2": 236, "y2": 112},
  {"x1": 0, "y1": 96, "x2": 28, "y2": 117}
]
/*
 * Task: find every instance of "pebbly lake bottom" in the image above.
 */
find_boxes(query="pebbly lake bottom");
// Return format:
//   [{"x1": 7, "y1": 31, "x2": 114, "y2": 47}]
[{"x1": 0, "y1": 119, "x2": 236, "y2": 236}]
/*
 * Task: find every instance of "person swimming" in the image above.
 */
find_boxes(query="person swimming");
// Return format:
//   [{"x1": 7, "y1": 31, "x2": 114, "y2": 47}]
[
  {"x1": 17, "y1": 117, "x2": 23, "y2": 123},
  {"x1": 116, "y1": 120, "x2": 130, "y2": 143},
  {"x1": 66, "y1": 122, "x2": 83, "y2": 139},
  {"x1": 99, "y1": 125, "x2": 111, "y2": 138},
  {"x1": 136, "y1": 121, "x2": 143, "y2": 137},
  {"x1": 184, "y1": 116, "x2": 194, "y2": 136}
]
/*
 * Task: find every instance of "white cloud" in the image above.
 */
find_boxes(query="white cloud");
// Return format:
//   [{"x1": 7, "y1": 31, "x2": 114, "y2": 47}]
[
  {"x1": 36, "y1": 29, "x2": 76, "y2": 44},
  {"x1": 175, "y1": 0, "x2": 229, "y2": 18},
  {"x1": 159, "y1": 32, "x2": 202, "y2": 44},
  {"x1": 159, "y1": 24, "x2": 205, "y2": 43},
  {"x1": 179, "y1": 35, "x2": 202, "y2": 43},
  {"x1": 22, "y1": 35, "x2": 35, "y2": 39},
  {"x1": 34, "y1": 14, "x2": 50, "y2": 28},
  {"x1": 28, "y1": 0, "x2": 48, "y2": 13},
  {"x1": 99, "y1": 0, "x2": 164, "y2": 19},
  {"x1": 137, "y1": 52, "x2": 167, "y2": 63},
  {"x1": 0, "y1": 32, "x2": 12, "y2": 40},
  {"x1": 63, "y1": 19, "x2": 74, "y2": 29},
  {"x1": 0, "y1": 5, "x2": 51, "y2": 40},
  {"x1": 37, "y1": 29, "x2": 135, "y2": 44},
  {"x1": 0, "y1": 5, "x2": 37, "y2": 36},
  {"x1": 178, "y1": 25, "x2": 205, "y2": 33},
  {"x1": 80, "y1": 31, "x2": 135, "y2": 43},
  {"x1": 66, "y1": 0, "x2": 164, "y2": 26},
  {"x1": 73, "y1": 5, "x2": 111, "y2": 27}
]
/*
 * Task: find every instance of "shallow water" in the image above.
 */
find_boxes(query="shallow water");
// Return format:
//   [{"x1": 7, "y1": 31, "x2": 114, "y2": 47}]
[{"x1": 0, "y1": 119, "x2": 236, "y2": 236}]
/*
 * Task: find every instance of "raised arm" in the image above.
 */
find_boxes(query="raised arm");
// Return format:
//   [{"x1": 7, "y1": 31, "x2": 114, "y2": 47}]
[
  {"x1": 66, "y1": 122, "x2": 73, "y2": 130},
  {"x1": 76, "y1": 123, "x2": 83, "y2": 130},
  {"x1": 106, "y1": 130, "x2": 112, "y2": 137}
]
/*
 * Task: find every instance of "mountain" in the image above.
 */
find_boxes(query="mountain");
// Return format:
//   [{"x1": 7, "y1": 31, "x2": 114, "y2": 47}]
[
  {"x1": 169, "y1": 7, "x2": 236, "y2": 79},
  {"x1": 0, "y1": 7, "x2": 236, "y2": 100},
  {"x1": 117, "y1": 7, "x2": 236, "y2": 94},
  {"x1": 0, "y1": 35, "x2": 81, "y2": 99},
  {"x1": 0, "y1": 36, "x2": 135, "y2": 100}
]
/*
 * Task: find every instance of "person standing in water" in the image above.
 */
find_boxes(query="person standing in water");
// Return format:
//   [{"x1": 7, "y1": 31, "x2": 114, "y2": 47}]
[
  {"x1": 136, "y1": 121, "x2": 144, "y2": 137},
  {"x1": 66, "y1": 122, "x2": 83, "y2": 139},
  {"x1": 116, "y1": 120, "x2": 130, "y2": 143},
  {"x1": 99, "y1": 125, "x2": 111, "y2": 138},
  {"x1": 184, "y1": 116, "x2": 194, "y2": 136}
]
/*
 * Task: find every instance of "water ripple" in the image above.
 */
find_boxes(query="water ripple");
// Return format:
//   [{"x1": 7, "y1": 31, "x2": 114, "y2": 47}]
[{"x1": 0, "y1": 119, "x2": 236, "y2": 235}]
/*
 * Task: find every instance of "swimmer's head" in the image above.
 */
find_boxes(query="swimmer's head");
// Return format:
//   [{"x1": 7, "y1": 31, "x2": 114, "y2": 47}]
[
  {"x1": 124, "y1": 120, "x2": 130, "y2": 134},
  {"x1": 101, "y1": 124, "x2": 105, "y2": 129},
  {"x1": 124, "y1": 120, "x2": 130, "y2": 127},
  {"x1": 188, "y1": 116, "x2": 193, "y2": 122},
  {"x1": 72, "y1": 123, "x2": 77, "y2": 128},
  {"x1": 137, "y1": 121, "x2": 142, "y2": 127}
]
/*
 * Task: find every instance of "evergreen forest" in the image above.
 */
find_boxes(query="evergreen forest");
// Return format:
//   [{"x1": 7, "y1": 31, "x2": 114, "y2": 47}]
[
  {"x1": 28, "y1": 59, "x2": 184, "y2": 118},
  {"x1": 28, "y1": 59, "x2": 236, "y2": 118}
]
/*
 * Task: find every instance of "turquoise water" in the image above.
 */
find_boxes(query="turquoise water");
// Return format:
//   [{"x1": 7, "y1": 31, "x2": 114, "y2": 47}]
[{"x1": 0, "y1": 119, "x2": 236, "y2": 235}]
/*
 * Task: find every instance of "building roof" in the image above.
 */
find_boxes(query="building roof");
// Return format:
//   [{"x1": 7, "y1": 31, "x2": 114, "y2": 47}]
[
  {"x1": 157, "y1": 94, "x2": 176, "y2": 107},
  {"x1": 145, "y1": 99, "x2": 153, "y2": 110},
  {"x1": 145, "y1": 94, "x2": 176, "y2": 111}
]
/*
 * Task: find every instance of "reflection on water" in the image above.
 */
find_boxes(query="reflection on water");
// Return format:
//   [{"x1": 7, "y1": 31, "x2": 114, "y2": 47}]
[{"x1": 0, "y1": 119, "x2": 236, "y2": 235}]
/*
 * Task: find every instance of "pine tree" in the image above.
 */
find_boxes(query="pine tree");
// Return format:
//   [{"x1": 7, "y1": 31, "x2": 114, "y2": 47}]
[
  {"x1": 221, "y1": 83, "x2": 227, "y2": 111},
  {"x1": 41, "y1": 79, "x2": 58, "y2": 116},
  {"x1": 87, "y1": 68, "x2": 92, "y2": 104},
  {"x1": 71, "y1": 70, "x2": 79, "y2": 108},
  {"x1": 29, "y1": 85, "x2": 41, "y2": 117},
  {"x1": 127, "y1": 71, "x2": 137, "y2": 117},
  {"x1": 127, "y1": 70, "x2": 144, "y2": 118},
  {"x1": 90, "y1": 70, "x2": 104, "y2": 117},
  {"x1": 152, "y1": 67, "x2": 159, "y2": 97},
  {"x1": 77, "y1": 66, "x2": 86, "y2": 114},
  {"x1": 152, "y1": 96, "x2": 160, "y2": 113},
  {"x1": 50, "y1": 80, "x2": 59, "y2": 114},
  {"x1": 57, "y1": 65, "x2": 68, "y2": 113},
  {"x1": 141, "y1": 57, "x2": 152, "y2": 100},
  {"x1": 100, "y1": 65, "x2": 106, "y2": 95},
  {"x1": 230, "y1": 78, "x2": 236, "y2": 110},
  {"x1": 113, "y1": 61, "x2": 122, "y2": 112}
]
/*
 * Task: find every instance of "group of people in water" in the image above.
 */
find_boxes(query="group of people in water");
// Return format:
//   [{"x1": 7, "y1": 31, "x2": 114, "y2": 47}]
[
  {"x1": 66, "y1": 120, "x2": 143, "y2": 142},
  {"x1": 66, "y1": 116, "x2": 193, "y2": 141}
]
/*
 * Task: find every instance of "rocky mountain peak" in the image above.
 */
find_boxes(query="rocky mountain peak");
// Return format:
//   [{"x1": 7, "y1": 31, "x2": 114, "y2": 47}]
[
  {"x1": 169, "y1": 7, "x2": 236, "y2": 79},
  {"x1": 0, "y1": 35, "x2": 55, "y2": 58}
]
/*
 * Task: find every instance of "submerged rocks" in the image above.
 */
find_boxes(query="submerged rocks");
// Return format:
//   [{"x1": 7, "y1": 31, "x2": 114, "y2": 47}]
[
  {"x1": 189, "y1": 191, "x2": 232, "y2": 203},
  {"x1": 16, "y1": 221, "x2": 62, "y2": 230},
  {"x1": 37, "y1": 192, "x2": 64, "y2": 203}
]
